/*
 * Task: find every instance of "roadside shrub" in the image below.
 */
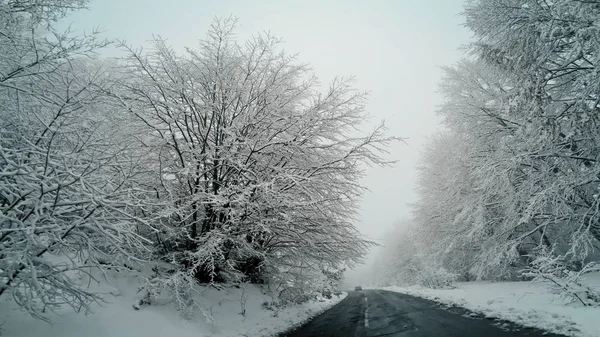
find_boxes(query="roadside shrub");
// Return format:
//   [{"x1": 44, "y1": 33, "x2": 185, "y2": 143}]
[
  {"x1": 279, "y1": 287, "x2": 317, "y2": 305},
  {"x1": 417, "y1": 267, "x2": 458, "y2": 289},
  {"x1": 524, "y1": 252, "x2": 600, "y2": 307}
]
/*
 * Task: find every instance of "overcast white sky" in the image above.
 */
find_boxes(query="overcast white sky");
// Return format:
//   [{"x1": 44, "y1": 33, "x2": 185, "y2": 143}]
[{"x1": 63, "y1": 0, "x2": 471, "y2": 243}]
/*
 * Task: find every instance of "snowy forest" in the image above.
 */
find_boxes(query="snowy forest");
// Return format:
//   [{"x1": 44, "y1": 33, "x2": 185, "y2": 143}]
[
  {"x1": 3, "y1": 0, "x2": 600, "y2": 328},
  {"x1": 0, "y1": 0, "x2": 396, "y2": 319},
  {"x1": 372, "y1": 0, "x2": 600, "y2": 306}
]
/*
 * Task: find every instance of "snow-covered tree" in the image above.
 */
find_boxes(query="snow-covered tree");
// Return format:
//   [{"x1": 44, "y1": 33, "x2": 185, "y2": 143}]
[
  {"x1": 0, "y1": 0, "x2": 152, "y2": 318},
  {"x1": 381, "y1": 0, "x2": 600, "y2": 288},
  {"x1": 464, "y1": 0, "x2": 600, "y2": 253},
  {"x1": 114, "y1": 18, "x2": 394, "y2": 293},
  {"x1": 457, "y1": 0, "x2": 600, "y2": 278}
]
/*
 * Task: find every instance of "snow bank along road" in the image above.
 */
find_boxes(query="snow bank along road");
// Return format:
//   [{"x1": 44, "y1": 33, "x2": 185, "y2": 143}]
[{"x1": 280, "y1": 290, "x2": 567, "y2": 337}]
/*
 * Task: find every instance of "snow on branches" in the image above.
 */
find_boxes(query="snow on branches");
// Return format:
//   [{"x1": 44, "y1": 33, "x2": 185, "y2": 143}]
[
  {"x1": 0, "y1": 5, "x2": 393, "y2": 320},
  {"x1": 375, "y1": 0, "x2": 600, "y2": 291},
  {"x1": 114, "y1": 18, "x2": 394, "y2": 294},
  {"x1": 0, "y1": 0, "x2": 151, "y2": 318}
]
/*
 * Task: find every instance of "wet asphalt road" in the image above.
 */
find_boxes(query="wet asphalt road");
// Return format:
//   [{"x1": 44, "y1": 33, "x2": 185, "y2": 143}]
[{"x1": 280, "y1": 290, "x2": 567, "y2": 337}]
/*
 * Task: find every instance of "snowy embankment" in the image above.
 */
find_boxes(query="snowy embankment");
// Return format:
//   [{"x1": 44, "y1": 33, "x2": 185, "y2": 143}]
[
  {"x1": 0, "y1": 270, "x2": 346, "y2": 337},
  {"x1": 379, "y1": 273, "x2": 600, "y2": 337}
]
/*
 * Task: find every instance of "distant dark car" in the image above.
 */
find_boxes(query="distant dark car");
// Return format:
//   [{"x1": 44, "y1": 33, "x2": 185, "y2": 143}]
[{"x1": 354, "y1": 286, "x2": 362, "y2": 291}]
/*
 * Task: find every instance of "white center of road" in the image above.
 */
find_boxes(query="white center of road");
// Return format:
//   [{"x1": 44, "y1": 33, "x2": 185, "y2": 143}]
[{"x1": 364, "y1": 296, "x2": 369, "y2": 328}]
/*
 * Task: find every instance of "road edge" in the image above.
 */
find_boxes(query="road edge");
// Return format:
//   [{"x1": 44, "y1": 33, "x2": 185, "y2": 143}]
[{"x1": 273, "y1": 292, "x2": 351, "y2": 337}]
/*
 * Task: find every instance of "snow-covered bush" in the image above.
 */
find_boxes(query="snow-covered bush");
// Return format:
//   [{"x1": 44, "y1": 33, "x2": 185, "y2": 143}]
[
  {"x1": 416, "y1": 266, "x2": 458, "y2": 289},
  {"x1": 141, "y1": 270, "x2": 213, "y2": 320},
  {"x1": 278, "y1": 287, "x2": 316, "y2": 305},
  {"x1": 524, "y1": 252, "x2": 600, "y2": 307}
]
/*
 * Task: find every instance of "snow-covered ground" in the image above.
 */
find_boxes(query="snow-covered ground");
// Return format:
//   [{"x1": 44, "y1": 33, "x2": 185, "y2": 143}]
[
  {"x1": 378, "y1": 274, "x2": 600, "y2": 337},
  {"x1": 0, "y1": 270, "x2": 346, "y2": 337}
]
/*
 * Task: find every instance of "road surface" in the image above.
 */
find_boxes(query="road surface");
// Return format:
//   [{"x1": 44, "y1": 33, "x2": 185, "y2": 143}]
[{"x1": 281, "y1": 290, "x2": 567, "y2": 337}]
